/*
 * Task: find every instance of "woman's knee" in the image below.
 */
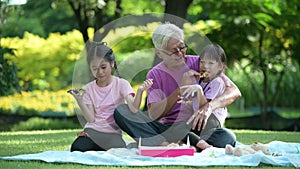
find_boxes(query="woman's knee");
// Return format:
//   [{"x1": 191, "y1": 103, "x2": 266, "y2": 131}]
[
  {"x1": 207, "y1": 128, "x2": 236, "y2": 148},
  {"x1": 114, "y1": 103, "x2": 138, "y2": 124},
  {"x1": 114, "y1": 104, "x2": 130, "y2": 119}
]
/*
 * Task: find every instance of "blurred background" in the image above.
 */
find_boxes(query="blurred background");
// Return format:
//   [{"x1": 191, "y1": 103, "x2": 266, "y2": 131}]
[{"x1": 0, "y1": 0, "x2": 299, "y2": 131}]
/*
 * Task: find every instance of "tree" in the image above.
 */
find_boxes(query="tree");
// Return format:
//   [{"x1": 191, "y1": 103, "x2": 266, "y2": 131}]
[
  {"x1": 0, "y1": 47, "x2": 21, "y2": 96},
  {"x1": 163, "y1": 0, "x2": 193, "y2": 27},
  {"x1": 196, "y1": 0, "x2": 300, "y2": 129},
  {"x1": 0, "y1": 0, "x2": 22, "y2": 96},
  {"x1": 66, "y1": 0, "x2": 164, "y2": 43},
  {"x1": 1, "y1": 0, "x2": 78, "y2": 38}
]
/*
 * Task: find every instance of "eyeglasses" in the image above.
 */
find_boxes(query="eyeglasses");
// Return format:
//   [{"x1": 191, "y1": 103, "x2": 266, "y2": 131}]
[{"x1": 160, "y1": 45, "x2": 187, "y2": 57}]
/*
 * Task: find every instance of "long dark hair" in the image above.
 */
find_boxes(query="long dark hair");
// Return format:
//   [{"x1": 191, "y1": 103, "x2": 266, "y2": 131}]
[{"x1": 86, "y1": 41, "x2": 121, "y2": 78}]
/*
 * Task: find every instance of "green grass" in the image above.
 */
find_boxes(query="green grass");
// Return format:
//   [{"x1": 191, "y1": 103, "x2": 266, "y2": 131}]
[{"x1": 0, "y1": 129, "x2": 300, "y2": 169}]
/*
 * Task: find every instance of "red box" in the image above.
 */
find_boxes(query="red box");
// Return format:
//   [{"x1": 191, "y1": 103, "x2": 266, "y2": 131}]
[
  {"x1": 137, "y1": 137, "x2": 195, "y2": 157},
  {"x1": 138, "y1": 145, "x2": 195, "y2": 157}
]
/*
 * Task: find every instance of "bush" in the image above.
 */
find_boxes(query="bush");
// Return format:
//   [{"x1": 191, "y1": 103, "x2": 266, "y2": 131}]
[
  {"x1": 11, "y1": 117, "x2": 81, "y2": 131},
  {"x1": 1, "y1": 30, "x2": 83, "y2": 91},
  {"x1": 0, "y1": 90, "x2": 75, "y2": 116}
]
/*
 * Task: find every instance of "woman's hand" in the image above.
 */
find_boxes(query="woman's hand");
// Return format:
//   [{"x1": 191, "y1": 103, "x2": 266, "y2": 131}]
[
  {"x1": 187, "y1": 102, "x2": 212, "y2": 131},
  {"x1": 181, "y1": 70, "x2": 200, "y2": 86}
]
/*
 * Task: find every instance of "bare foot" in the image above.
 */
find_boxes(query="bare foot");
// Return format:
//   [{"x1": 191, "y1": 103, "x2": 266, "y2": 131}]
[
  {"x1": 177, "y1": 141, "x2": 185, "y2": 146},
  {"x1": 196, "y1": 140, "x2": 212, "y2": 150}
]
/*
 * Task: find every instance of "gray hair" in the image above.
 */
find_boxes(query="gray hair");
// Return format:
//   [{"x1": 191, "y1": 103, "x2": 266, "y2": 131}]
[{"x1": 152, "y1": 22, "x2": 184, "y2": 49}]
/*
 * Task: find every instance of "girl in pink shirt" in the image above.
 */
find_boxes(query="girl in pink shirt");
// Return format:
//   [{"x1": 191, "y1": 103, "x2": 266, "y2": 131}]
[{"x1": 68, "y1": 42, "x2": 152, "y2": 152}]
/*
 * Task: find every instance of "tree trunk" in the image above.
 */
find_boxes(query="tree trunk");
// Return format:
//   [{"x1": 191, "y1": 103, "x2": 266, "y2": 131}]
[
  {"x1": 258, "y1": 30, "x2": 270, "y2": 129},
  {"x1": 163, "y1": 0, "x2": 193, "y2": 28},
  {"x1": 68, "y1": 0, "x2": 89, "y2": 42},
  {"x1": 151, "y1": 0, "x2": 193, "y2": 67},
  {"x1": 93, "y1": 0, "x2": 122, "y2": 42}
]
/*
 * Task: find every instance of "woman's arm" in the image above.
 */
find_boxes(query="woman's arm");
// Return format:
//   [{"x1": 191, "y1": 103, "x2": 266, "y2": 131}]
[
  {"x1": 148, "y1": 70, "x2": 202, "y2": 120},
  {"x1": 147, "y1": 88, "x2": 180, "y2": 120},
  {"x1": 209, "y1": 77, "x2": 241, "y2": 110}
]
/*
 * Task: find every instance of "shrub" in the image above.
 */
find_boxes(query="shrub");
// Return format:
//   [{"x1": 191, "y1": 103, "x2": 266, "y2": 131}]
[
  {"x1": 0, "y1": 90, "x2": 75, "y2": 116},
  {"x1": 11, "y1": 117, "x2": 81, "y2": 131}
]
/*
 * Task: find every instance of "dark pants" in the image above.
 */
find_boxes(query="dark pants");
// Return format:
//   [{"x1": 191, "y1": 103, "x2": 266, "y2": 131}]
[
  {"x1": 114, "y1": 104, "x2": 236, "y2": 149},
  {"x1": 70, "y1": 128, "x2": 126, "y2": 152}
]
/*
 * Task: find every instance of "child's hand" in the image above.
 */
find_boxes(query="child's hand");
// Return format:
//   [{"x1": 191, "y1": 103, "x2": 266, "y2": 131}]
[
  {"x1": 139, "y1": 79, "x2": 153, "y2": 91},
  {"x1": 67, "y1": 88, "x2": 85, "y2": 101},
  {"x1": 180, "y1": 84, "x2": 203, "y2": 99}
]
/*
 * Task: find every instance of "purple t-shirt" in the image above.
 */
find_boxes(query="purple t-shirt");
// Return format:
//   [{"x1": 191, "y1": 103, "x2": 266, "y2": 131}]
[{"x1": 146, "y1": 55, "x2": 199, "y2": 125}]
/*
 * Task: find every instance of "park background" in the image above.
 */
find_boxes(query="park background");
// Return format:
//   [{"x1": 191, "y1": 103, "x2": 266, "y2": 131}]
[
  {"x1": 1, "y1": 1, "x2": 300, "y2": 169},
  {"x1": 1, "y1": 0, "x2": 300, "y2": 132}
]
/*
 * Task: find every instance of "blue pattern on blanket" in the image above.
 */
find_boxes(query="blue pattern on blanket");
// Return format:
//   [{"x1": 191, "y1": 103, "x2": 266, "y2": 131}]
[{"x1": 1, "y1": 141, "x2": 300, "y2": 167}]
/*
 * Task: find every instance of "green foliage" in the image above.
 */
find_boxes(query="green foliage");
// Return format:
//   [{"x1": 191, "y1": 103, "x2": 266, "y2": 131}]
[
  {"x1": 11, "y1": 117, "x2": 80, "y2": 131},
  {"x1": 113, "y1": 34, "x2": 153, "y2": 53},
  {"x1": 1, "y1": 30, "x2": 83, "y2": 91},
  {"x1": 121, "y1": 0, "x2": 163, "y2": 15},
  {"x1": 0, "y1": 47, "x2": 21, "y2": 96},
  {"x1": 0, "y1": 87, "x2": 148, "y2": 118},
  {"x1": 2, "y1": 17, "x2": 46, "y2": 37},
  {"x1": 2, "y1": 0, "x2": 78, "y2": 38},
  {"x1": 0, "y1": 90, "x2": 75, "y2": 116},
  {"x1": 188, "y1": 0, "x2": 300, "y2": 116},
  {"x1": 226, "y1": 61, "x2": 300, "y2": 108},
  {"x1": 117, "y1": 50, "x2": 154, "y2": 84}
]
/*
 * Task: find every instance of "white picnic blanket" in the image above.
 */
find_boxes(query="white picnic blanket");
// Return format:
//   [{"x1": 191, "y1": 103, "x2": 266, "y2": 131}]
[{"x1": 1, "y1": 141, "x2": 300, "y2": 167}]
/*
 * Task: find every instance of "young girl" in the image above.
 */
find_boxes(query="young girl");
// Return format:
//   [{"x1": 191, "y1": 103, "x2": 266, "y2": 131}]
[
  {"x1": 180, "y1": 44, "x2": 229, "y2": 151},
  {"x1": 68, "y1": 42, "x2": 152, "y2": 152}
]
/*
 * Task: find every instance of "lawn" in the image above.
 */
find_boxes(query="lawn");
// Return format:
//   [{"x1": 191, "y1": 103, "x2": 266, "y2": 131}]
[{"x1": 0, "y1": 129, "x2": 300, "y2": 169}]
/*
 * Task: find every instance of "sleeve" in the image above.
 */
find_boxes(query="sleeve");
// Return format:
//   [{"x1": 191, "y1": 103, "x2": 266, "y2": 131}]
[
  {"x1": 187, "y1": 55, "x2": 200, "y2": 72},
  {"x1": 146, "y1": 69, "x2": 165, "y2": 104},
  {"x1": 204, "y1": 78, "x2": 225, "y2": 100},
  {"x1": 120, "y1": 79, "x2": 135, "y2": 98}
]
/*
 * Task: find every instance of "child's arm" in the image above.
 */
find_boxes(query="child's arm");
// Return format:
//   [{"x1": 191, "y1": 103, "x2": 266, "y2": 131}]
[
  {"x1": 68, "y1": 89, "x2": 95, "y2": 122},
  {"x1": 179, "y1": 84, "x2": 207, "y2": 108},
  {"x1": 126, "y1": 79, "x2": 153, "y2": 113}
]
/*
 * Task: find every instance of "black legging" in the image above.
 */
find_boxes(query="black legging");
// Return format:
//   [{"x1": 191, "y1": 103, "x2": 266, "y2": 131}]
[
  {"x1": 70, "y1": 128, "x2": 126, "y2": 152},
  {"x1": 114, "y1": 104, "x2": 236, "y2": 149}
]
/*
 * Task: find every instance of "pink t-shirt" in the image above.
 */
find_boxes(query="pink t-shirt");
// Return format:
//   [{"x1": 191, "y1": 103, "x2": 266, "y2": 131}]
[{"x1": 83, "y1": 76, "x2": 134, "y2": 134}]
